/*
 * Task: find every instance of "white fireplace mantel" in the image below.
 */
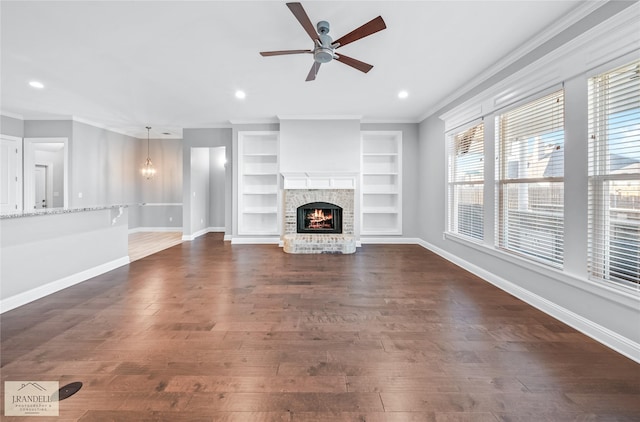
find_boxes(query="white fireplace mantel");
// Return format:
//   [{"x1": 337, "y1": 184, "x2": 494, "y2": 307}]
[{"x1": 281, "y1": 172, "x2": 357, "y2": 190}]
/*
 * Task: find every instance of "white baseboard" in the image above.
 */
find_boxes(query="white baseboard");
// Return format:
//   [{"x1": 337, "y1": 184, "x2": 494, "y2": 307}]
[
  {"x1": 231, "y1": 237, "x2": 280, "y2": 245},
  {"x1": 182, "y1": 227, "x2": 207, "y2": 241},
  {"x1": 129, "y1": 226, "x2": 182, "y2": 234},
  {"x1": 416, "y1": 238, "x2": 640, "y2": 364},
  {"x1": 224, "y1": 235, "x2": 232, "y2": 242},
  {"x1": 0, "y1": 256, "x2": 130, "y2": 314},
  {"x1": 360, "y1": 237, "x2": 421, "y2": 244},
  {"x1": 182, "y1": 227, "x2": 227, "y2": 241}
]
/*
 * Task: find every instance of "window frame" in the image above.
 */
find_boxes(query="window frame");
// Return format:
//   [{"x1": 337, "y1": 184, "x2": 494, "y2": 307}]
[
  {"x1": 588, "y1": 59, "x2": 640, "y2": 288},
  {"x1": 495, "y1": 89, "x2": 566, "y2": 268},
  {"x1": 447, "y1": 121, "x2": 485, "y2": 242}
]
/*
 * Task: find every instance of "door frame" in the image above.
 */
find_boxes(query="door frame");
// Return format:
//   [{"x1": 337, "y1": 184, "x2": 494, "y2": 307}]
[
  {"x1": 0, "y1": 134, "x2": 23, "y2": 213},
  {"x1": 24, "y1": 137, "x2": 68, "y2": 210}
]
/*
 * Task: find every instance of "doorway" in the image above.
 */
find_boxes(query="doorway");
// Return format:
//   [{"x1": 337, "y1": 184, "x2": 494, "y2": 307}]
[{"x1": 24, "y1": 138, "x2": 68, "y2": 210}]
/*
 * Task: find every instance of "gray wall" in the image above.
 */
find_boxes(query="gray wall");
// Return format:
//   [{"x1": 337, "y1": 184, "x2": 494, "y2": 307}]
[
  {"x1": 23, "y1": 120, "x2": 140, "y2": 210},
  {"x1": 1, "y1": 115, "x2": 24, "y2": 138},
  {"x1": 362, "y1": 123, "x2": 420, "y2": 238},
  {"x1": 71, "y1": 121, "x2": 138, "y2": 209},
  {"x1": 138, "y1": 137, "x2": 183, "y2": 229},
  {"x1": 417, "y1": 2, "x2": 640, "y2": 357},
  {"x1": 18, "y1": 119, "x2": 186, "y2": 230}
]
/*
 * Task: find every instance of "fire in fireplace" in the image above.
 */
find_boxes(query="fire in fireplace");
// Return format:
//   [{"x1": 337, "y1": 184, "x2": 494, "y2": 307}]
[{"x1": 297, "y1": 202, "x2": 342, "y2": 234}]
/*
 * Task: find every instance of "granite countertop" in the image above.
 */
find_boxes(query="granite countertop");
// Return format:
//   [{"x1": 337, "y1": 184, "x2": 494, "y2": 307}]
[{"x1": 0, "y1": 205, "x2": 127, "y2": 219}]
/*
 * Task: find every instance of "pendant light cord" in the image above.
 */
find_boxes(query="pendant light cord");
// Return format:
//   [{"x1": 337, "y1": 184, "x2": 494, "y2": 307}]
[{"x1": 146, "y1": 126, "x2": 151, "y2": 159}]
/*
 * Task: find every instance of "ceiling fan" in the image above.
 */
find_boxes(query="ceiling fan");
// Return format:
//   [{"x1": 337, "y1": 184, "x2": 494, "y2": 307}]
[{"x1": 260, "y1": 2, "x2": 386, "y2": 81}]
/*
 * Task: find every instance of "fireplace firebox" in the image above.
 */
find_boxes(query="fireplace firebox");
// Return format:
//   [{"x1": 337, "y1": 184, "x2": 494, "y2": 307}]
[{"x1": 297, "y1": 202, "x2": 342, "y2": 234}]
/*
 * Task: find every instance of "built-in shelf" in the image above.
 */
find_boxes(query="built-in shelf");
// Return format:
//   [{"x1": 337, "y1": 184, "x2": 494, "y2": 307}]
[
  {"x1": 361, "y1": 131, "x2": 402, "y2": 235},
  {"x1": 238, "y1": 131, "x2": 280, "y2": 235}
]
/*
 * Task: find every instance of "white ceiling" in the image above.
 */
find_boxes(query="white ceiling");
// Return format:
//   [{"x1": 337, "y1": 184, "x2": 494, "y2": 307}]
[{"x1": 1, "y1": 1, "x2": 588, "y2": 138}]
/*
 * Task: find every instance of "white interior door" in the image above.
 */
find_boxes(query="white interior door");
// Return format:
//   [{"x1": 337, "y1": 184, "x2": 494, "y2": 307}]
[
  {"x1": 34, "y1": 165, "x2": 47, "y2": 209},
  {"x1": 0, "y1": 135, "x2": 22, "y2": 213}
]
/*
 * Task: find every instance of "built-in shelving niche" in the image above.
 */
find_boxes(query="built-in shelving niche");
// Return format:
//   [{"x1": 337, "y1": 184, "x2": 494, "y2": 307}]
[
  {"x1": 238, "y1": 131, "x2": 280, "y2": 235},
  {"x1": 361, "y1": 131, "x2": 402, "y2": 235}
]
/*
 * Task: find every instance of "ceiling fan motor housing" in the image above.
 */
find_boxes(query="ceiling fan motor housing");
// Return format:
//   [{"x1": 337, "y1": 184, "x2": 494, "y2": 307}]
[{"x1": 315, "y1": 22, "x2": 334, "y2": 63}]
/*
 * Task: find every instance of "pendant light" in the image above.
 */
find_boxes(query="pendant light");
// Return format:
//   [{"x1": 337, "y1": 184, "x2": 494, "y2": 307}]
[{"x1": 141, "y1": 126, "x2": 156, "y2": 179}]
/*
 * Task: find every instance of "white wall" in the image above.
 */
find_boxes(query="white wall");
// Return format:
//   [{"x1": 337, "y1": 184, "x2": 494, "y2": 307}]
[
  {"x1": 209, "y1": 147, "x2": 226, "y2": 229},
  {"x1": 189, "y1": 147, "x2": 210, "y2": 235},
  {"x1": 279, "y1": 119, "x2": 360, "y2": 173},
  {"x1": 1, "y1": 207, "x2": 129, "y2": 312}
]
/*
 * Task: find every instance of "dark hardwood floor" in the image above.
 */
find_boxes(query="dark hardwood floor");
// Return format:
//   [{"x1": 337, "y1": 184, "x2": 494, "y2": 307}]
[{"x1": 1, "y1": 233, "x2": 639, "y2": 421}]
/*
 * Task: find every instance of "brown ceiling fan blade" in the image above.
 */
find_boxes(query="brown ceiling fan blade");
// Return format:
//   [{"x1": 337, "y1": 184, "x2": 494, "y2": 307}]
[
  {"x1": 287, "y1": 2, "x2": 319, "y2": 42},
  {"x1": 333, "y1": 16, "x2": 386, "y2": 48},
  {"x1": 260, "y1": 50, "x2": 311, "y2": 56},
  {"x1": 335, "y1": 54, "x2": 373, "y2": 73},
  {"x1": 306, "y1": 62, "x2": 321, "y2": 81}
]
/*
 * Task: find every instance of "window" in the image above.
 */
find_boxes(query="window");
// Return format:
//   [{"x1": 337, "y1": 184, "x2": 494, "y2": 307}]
[
  {"x1": 448, "y1": 122, "x2": 484, "y2": 240},
  {"x1": 588, "y1": 60, "x2": 640, "y2": 287},
  {"x1": 496, "y1": 90, "x2": 565, "y2": 266}
]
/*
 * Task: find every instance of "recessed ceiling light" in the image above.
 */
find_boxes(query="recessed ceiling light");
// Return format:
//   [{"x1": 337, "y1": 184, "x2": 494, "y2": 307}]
[
  {"x1": 235, "y1": 90, "x2": 246, "y2": 99},
  {"x1": 398, "y1": 90, "x2": 409, "y2": 99},
  {"x1": 29, "y1": 81, "x2": 44, "y2": 89}
]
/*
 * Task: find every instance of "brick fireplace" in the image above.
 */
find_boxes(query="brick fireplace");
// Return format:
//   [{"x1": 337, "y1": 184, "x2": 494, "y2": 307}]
[{"x1": 282, "y1": 173, "x2": 357, "y2": 254}]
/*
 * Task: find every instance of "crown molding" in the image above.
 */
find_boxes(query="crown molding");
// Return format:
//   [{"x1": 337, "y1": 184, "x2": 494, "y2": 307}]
[
  {"x1": 360, "y1": 117, "x2": 419, "y2": 125},
  {"x1": 439, "y1": 1, "x2": 640, "y2": 131},
  {"x1": 70, "y1": 116, "x2": 135, "y2": 137},
  {"x1": 277, "y1": 115, "x2": 362, "y2": 121},
  {"x1": 228, "y1": 119, "x2": 277, "y2": 126},
  {"x1": 0, "y1": 110, "x2": 25, "y2": 120},
  {"x1": 419, "y1": 0, "x2": 614, "y2": 122}
]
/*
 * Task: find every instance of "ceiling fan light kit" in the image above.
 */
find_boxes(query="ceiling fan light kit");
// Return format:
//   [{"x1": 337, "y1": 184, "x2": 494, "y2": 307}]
[{"x1": 260, "y1": 2, "x2": 386, "y2": 81}]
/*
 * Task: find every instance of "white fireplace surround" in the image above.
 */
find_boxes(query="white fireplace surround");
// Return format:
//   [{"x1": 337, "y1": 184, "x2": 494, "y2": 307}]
[
  {"x1": 282, "y1": 172, "x2": 357, "y2": 254},
  {"x1": 281, "y1": 172, "x2": 358, "y2": 190}
]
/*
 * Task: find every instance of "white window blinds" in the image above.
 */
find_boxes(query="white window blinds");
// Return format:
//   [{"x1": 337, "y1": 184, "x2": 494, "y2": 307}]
[
  {"x1": 448, "y1": 123, "x2": 484, "y2": 240},
  {"x1": 588, "y1": 60, "x2": 640, "y2": 287},
  {"x1": 497, "y1": 90, "x2": 564, "y2": 266}
]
